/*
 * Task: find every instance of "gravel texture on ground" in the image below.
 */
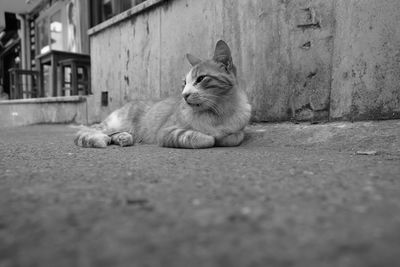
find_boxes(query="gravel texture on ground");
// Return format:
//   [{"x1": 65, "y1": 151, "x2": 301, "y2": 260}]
[{"x1": 0, "y1": 120, "x2": 399, "y2": 267}]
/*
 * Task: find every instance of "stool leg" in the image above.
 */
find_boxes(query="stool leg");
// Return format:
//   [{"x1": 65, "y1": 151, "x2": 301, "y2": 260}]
[
  {"x1": 80, "y1": 65, "x2": 90, "y2": 95},
  {"x1": 71, "y1": 63, "x2": 78, "y2": 95},
  {"x1": 60, "y1": 65, "x2": 65, "y2": 96}
]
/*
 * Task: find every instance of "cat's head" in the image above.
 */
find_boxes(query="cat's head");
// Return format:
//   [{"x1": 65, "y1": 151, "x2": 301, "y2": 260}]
[{"x1": 182, "y1": 40, "x2": 237, "y2": 114}]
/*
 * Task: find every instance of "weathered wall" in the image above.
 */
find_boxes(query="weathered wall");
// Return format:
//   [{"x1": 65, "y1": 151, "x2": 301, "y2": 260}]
[
  {"x1": 331, "y1": 0, "x2": 400, "y2": 120},
  {"x1": 89, "y1": 0, "x2": 400, "y2": 123},
  {"x1": 89, "y1": 5, "x2": 161, "y2": 122},
  {"x1": 89, "y1": 0, "x2": 336, "y2": 122}
]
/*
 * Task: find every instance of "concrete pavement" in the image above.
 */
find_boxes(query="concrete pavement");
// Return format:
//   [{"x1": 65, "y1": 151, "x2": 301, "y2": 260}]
[{"x1": 0, "y1": 120, "x2": 399, "y2": 267}]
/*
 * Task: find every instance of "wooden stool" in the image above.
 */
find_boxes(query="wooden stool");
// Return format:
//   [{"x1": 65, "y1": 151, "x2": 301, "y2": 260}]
[
  {"x1": 8, "y1": 68, "x2": 40, "y2": 99},
  {"x1": 59, "y1": 57, "x2": 91, "y2": 96}
]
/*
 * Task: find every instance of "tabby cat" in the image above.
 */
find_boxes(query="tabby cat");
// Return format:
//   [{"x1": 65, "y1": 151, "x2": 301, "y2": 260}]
[{"x1": 74, "y1": 40, "x2": 251, "y2": 148}]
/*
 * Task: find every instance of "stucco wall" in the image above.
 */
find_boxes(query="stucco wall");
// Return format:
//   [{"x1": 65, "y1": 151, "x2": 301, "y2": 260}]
[
  {"x1": 331, "y1": 0, "x2": 400, "y2": 120},
  {"x1": 89, "y1": 0, "x2": 400, "y2": 123}
]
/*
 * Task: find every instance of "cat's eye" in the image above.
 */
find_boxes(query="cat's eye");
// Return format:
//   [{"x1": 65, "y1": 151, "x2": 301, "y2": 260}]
[
  {"x1": 182, "y1": 79, "x2": 186, "y2": 89},
  {"x1": 196, "y1": 75, "x2": 206, "y2": 84}
]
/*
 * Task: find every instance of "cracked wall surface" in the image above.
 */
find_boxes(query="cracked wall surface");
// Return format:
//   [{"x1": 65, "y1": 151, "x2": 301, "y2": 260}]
[{"x1": 89, "y1": 0, "x2": 400, "y2": 123}]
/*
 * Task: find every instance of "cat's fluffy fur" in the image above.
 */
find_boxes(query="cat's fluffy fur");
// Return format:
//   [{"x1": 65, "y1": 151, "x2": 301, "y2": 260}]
[{"x1": 75, "y1": 40, "x2": 251, "y2": 148}]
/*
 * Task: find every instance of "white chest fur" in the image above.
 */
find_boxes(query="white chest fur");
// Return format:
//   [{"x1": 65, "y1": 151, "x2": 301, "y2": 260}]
[{"x1": 184, "y1": 90, "x2": 251, "y2": 138}]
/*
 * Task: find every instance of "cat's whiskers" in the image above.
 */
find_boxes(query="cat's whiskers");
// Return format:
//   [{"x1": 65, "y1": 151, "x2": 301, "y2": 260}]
[
  {"x1": 199, "y1": 97, "x2": 221, "y2": 117},
  {"x1": 204, "y1": 91, "x2": 236, "y2": 118}
]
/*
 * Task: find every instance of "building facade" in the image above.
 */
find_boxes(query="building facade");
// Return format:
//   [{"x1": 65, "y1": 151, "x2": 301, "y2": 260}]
[{"x1": 1, "y1": 0, "x2": 400, "y2": 127}]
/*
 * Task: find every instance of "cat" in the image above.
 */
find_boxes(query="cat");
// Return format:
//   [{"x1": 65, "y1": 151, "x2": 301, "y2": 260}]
[{"x1": 74, "y1": 40, "x2": 251, "y2": 149}]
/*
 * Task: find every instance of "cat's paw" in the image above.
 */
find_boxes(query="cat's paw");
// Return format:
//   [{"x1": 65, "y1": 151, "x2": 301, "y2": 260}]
[
  {"x1": 215, "y1": 131, "x2": 244, "y2": 147},
  {"x1": 111, "y1": 132, "x2": 134, "y2": 147},
  {"x1": 193, "y1": 134, "x2": 215, "y2": 148},
  {"x1": 74, "y1": 131, "x2": 111, "y2": 148}
]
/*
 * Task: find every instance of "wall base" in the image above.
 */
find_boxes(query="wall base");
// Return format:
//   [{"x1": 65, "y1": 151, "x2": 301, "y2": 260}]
[{"x1": 0, "y1": 96, "x2": 89, "y2": 128}]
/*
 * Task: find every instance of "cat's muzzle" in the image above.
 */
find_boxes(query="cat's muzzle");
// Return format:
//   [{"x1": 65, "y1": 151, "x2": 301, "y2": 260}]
[{"x1": 183, "y1": 93, "x2": 202, "y2": 107}]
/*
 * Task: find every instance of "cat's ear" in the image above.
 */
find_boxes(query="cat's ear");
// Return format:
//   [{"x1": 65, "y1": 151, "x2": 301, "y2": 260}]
[
  {"x1": 213, "y1": 40, "x2": 233, "y2": 71},
  {"x1": 186, "y1": 53, "x2": 202, "y2": 66}
]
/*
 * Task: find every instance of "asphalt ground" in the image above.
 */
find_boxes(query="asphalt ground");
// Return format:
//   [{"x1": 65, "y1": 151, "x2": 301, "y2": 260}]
[{"x1": 0, "y1": 120, "x2": 399, "y2": 267}]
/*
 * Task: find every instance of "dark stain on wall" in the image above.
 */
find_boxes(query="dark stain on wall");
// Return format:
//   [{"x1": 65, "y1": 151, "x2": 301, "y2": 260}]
[
  {"x1": 126, "y1": 50, "x2": 130, "y2": 71},
  {"x1": 300, "y1": 41, "x2": 311, "y2": 50},
  {"x1": 124, "y1": 76, "x2": 130, "y2": 86}
]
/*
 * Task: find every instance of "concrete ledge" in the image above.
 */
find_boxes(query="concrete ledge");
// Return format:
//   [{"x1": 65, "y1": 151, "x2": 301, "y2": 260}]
[
  {"x1": 0, "y1": 96, "x2": 88, "y2": 128},
  {"x1": 88, "y1": 0, "x2": 166, "y2": 36},
  {"x1": 0, "y1": 96, "x2": 87, "y2": 105}
]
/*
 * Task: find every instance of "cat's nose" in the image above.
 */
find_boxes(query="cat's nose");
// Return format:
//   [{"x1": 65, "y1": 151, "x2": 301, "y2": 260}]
[{"x1": 182, "y1": 93, "x2": 191, "y2": 102}]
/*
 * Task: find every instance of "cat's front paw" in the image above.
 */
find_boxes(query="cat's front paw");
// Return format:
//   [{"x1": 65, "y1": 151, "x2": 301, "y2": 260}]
[
  {"x1": 215, "y1": 131, "x2": 244, "y2": 147},
  {"x1": 111, "y1": 132, "x2": 134, "y2": 147},
  {"x1": 74, "y1": 131, "x2": 111, "y2": 148},
  {"x1": 193, "y1": 134, "x2": 215, "y2": 148}
]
